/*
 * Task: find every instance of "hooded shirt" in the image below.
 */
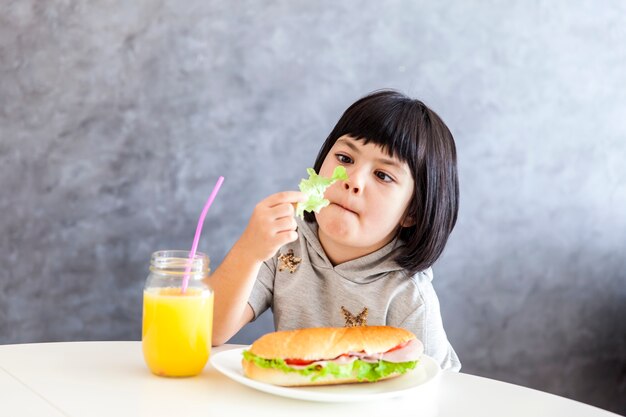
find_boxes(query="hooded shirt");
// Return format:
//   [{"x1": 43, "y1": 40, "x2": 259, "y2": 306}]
[{"x1": 247, "y1": 217, "x2": 461, "y2": 371}]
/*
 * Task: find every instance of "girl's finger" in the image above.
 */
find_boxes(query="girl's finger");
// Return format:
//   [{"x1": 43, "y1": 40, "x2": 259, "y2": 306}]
[
  {"x1": 265, "y1": 191, "x2": 306, "y2": 208},
  {"x1": 268, "y1": 202, "x2": 295, "y2": 220},
  {"x1": 275, "y1": 229, "x2": 299, "y2": 246},
  {"x1": 273, "y1": 216, "x2": 297, "y2": 233}
]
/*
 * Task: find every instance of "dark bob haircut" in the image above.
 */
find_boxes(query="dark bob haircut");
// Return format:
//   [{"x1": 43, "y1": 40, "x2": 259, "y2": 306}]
[{"x1": 304, "y1": 90, "x2": 459, "y2": 276}]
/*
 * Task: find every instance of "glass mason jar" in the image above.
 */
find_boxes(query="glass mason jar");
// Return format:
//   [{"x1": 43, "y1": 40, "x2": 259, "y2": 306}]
[{"x1": 141, "y1": 250, "x2": 213, "y2": 377}]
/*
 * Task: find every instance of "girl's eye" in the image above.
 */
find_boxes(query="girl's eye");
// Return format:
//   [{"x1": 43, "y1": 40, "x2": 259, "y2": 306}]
[
  {"x1": 375, "y1": 171, "x2": 394, "y2": 183},
  {"x1": 336, "y1": 153, "x2": 353, "y2": 164}
]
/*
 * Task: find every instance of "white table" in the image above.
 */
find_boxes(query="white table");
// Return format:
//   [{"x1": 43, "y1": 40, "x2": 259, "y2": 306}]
[{"x1": 0, "y1": 342, "x2": 620, "y2": 417}]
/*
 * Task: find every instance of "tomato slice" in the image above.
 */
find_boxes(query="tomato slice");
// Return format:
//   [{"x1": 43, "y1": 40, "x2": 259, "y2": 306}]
[{"x1": 285, "y1": 358, "x2": 316, "y2": 366}]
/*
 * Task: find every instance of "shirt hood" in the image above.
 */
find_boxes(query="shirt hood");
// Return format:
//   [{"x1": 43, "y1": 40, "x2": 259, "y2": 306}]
[{"x1": 296, "y1": 217, "x2": 407, "y2": 284}]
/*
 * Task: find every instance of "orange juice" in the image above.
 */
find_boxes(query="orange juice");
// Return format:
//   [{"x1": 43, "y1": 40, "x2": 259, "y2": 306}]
[{"x1": 142, "y1": 287, "x2": 214, "y2": 377}]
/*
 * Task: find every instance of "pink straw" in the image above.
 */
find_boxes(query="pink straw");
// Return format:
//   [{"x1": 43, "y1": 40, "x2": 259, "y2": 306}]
[{"x1": 182, "y1": 176, "x2": 224, "y2": 293}]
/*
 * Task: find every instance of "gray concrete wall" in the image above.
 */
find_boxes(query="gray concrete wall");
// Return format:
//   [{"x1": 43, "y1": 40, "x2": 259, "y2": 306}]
[{"x1": 1, "y1": 1, "x2": 624, "y2": 413}]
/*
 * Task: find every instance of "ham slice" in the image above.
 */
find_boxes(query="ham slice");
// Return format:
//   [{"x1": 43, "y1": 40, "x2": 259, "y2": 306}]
[
  {"x1": 380, "y1": 338, "x2": 424, "y2": 362},
  {"x1": 286, "y1": 338, "x2": 424, "y2": 369},
  {"x1": 348, "y1": 338, "x2": 424, "y2": 363}
]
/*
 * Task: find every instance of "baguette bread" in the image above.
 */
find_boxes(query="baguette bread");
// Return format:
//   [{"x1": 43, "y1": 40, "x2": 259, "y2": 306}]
[{"x1": 242, "y1": 326, "x2": 421, "y2": 387}]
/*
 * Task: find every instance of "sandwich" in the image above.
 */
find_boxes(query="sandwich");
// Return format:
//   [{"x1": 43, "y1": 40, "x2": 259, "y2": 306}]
[{"x1": 241, "y1": 326, "x2": 423, "y2": 386}]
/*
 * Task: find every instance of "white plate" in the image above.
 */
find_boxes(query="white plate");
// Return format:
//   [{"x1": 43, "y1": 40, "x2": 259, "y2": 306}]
[{"x1": 210, "y1": 347, "x2": 441, "y2": 403}]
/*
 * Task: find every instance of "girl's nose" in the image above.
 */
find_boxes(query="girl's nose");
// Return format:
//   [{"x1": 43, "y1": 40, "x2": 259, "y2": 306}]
[{"x1": 343, "y1": 177, "x2": 362, "y2": 195}]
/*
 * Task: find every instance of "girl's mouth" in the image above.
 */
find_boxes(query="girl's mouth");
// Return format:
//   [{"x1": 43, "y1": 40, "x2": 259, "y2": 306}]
[{"x1": 332, "y1": 202, "x2": 358, "y2": 215}]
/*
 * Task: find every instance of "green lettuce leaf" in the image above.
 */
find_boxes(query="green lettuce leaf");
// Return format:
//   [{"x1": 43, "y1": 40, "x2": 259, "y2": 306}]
[
  {"x1": 295, "y1": 166, "x2": 349, "y2": 219},
  {"x1": 242, "y1": 350, "x2": 417, "y2": 383}
]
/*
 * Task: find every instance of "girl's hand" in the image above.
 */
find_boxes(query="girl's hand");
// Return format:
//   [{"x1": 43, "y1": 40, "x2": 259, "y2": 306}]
[{"x1": 236, "y1": 191, "x2": 306, "y2": 263}]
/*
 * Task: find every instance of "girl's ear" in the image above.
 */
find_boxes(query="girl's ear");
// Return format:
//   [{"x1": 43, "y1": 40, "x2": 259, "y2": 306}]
[
  {"x1": 400, "y1": 215, "x2": 415, "y2": 228},
  {"x1": 400, "y1": 205, "x2": 416, "y2": 228}
]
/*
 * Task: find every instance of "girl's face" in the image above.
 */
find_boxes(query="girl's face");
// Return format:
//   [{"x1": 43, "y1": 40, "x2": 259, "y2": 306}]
[{"x1": 316, "y1": 135, "x2": 415, "y2": 264}]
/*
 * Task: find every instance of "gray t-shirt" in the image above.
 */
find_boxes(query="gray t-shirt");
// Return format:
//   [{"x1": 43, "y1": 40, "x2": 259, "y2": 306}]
[{"x1": 248, "y1": 217, "x2": 461, "y2": 371}]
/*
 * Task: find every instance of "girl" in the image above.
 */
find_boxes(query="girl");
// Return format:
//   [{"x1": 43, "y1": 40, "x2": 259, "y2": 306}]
[{"x1": 208, "y1": 90, "x2": 461, "y2": 371}]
